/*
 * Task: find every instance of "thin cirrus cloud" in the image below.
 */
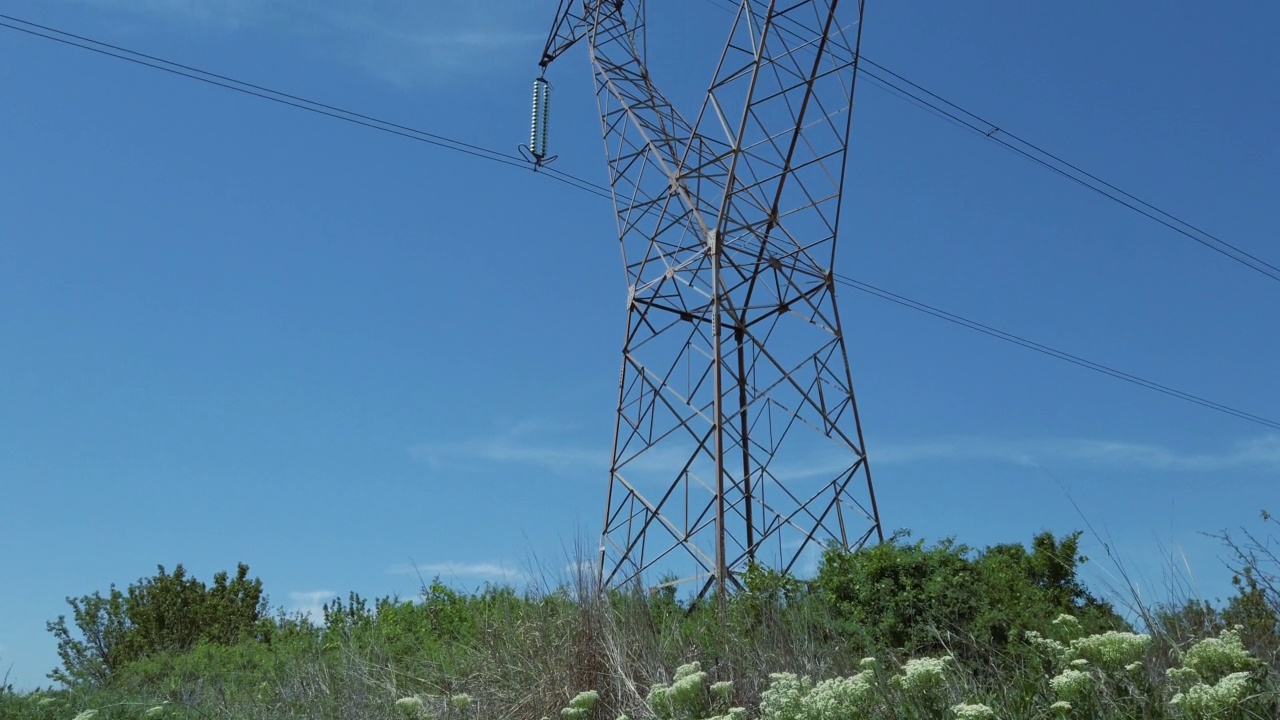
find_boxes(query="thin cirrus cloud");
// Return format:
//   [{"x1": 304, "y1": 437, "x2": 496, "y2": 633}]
[
  {"x1": 61, "y1": 0, "x2": 272, "y2": 29},
  {"x1": 409, "y1": 417, "x2": 615, "y2": 475},
  {"x1": 409, "y1": 433, "x2": 602, "y2": 476},
  {"x1": 873, "y1": 434, "x2": 1280, "y2": 472},
  {"x1": 409, "y1": 424, "x2": 707, "y2": 480},
  {"x1": 413, "y1": 423, "x2": 1280, "y2": 477},
  {"x1": 386, "y1": 561, "x2": 526, "y2": 583},
  {"x1": 320, "y1": 7, "x2": 543, "y2": 86},
  {"x1": 60, "y1": 0, "x2": 544, "y2": 84}
]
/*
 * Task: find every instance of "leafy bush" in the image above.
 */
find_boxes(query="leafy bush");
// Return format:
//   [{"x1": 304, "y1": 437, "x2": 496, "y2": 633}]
[
  {"x1": 814, "y1": 530, "x2": 1126, "y2": 664},
  {"x1": 46, "y1": 564, "x2": 269, "y2": 687}
]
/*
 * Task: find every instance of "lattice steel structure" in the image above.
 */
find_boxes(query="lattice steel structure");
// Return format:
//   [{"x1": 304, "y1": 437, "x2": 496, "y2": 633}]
[{"x1": 537, "y1": 0, "x2": 882, "y2": 599}]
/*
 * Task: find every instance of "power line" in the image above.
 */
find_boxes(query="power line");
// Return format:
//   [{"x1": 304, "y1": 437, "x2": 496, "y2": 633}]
[
  {"x1": 1, "y1": 12, "x2": 1273, "y2": 431},
  {"x1": 834, "y1": 274, "x2": 1280, "y2": 431},
  {"x1": 693, "y1": 0, "x2": 1280, "y2": 285},
  {"x1": 0, "y1": 14, "x2": 613, "y2": 200},
  {"x1": 853, "y1": 60, "x2": 1280, "y2": 285},
  {"x1": 10, "y1": 10, "x2": 1274, "y2": 283}
]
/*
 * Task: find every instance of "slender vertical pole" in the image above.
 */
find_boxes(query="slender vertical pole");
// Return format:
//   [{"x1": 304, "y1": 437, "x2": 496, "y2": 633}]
[
  {"x1": 736, "y1": 328, "x2": 753, "y2": 561},
  {"x1": 710, "y1": 229, "x2": 727, "y2": 606},
  {"x1": 599, "y1": 332, "x2": 630, "y2": 590}
]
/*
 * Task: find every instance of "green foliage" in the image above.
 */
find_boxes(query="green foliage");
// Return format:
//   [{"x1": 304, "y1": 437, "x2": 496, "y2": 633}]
[
  {"x1": 22, "y1": 523, "x2": 1278, "y2": 720},
  {"x1": 1223, "y1": 567, "x2": 1280, "y2": 662},
  {"x1": 814, "y1": 530, "x2": 1126, "y2": 663},
  {"x1": 817, "y1": 531, "x2": 975, "y2": 654},
  {"x1": 320, "y1": 579, "x2": 525, "y2": 680},
  {"x1": 46, "y1": 564, "x2": 269, "y2": 687},
  {"x1": 740, "y1": 562, "x2": 804, "y2": 609}
]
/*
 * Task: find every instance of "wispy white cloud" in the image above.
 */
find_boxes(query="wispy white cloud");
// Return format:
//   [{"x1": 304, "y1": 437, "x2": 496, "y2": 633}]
[
  {"x1": 323, "y1": 9, "x2": 541, "y2": 85},
  {"x1": 873, "y1": 439, "x2": 1039, "y2": 467},
  {"x1": 62, "y1": 0, "x2": 543, "y2": 85},
  {"x1": 410, "y1": 419, "x2": 604, "y2": 475},
  {"x1": 410, "y1": 420, "x2": 726, "y2": 486},
  {"x1": 64, "y1": 0, "x2": 270, "y2": 29},
  {"x1": 287, "y1": 589, "x2": 336, "y2": 625},
  {"x1": 386, "y1": 561, "x2": 525, "y2": 582},
  {"x1": 873, "y1": 434, "x2": 1280, "y2": 472},
  {"x1": 412, "y1": 417, "x2": 1280, "y2": 486}
]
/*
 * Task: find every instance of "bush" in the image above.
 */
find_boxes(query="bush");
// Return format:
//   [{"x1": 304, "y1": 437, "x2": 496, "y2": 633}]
[
  {"x1": 814, "y1": 530, "x2": 1126, "y2": 665},
  {"x1": 46, "y1": 564, "x2": 269, "y2": 687},
  {"x1": 28, "y1": 524, "x2": 1276, "y2": 720}
]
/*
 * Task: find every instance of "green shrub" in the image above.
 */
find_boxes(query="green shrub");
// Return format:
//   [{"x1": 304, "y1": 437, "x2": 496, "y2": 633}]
[
  {"x1": 27, "y1": 523, "x2": 1276, "y2": 720},
  {"x1": 814, "y1": 530, "x2": 1126, "y2": 665},
  {"x1": 46, "y1": 564, "x2": 269, "y2": 687}
]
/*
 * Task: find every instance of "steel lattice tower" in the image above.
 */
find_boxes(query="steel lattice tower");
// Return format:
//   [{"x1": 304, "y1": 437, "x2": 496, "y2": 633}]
[{"x1": 535, "y1": 0, "x2": 883, "y2": 599}]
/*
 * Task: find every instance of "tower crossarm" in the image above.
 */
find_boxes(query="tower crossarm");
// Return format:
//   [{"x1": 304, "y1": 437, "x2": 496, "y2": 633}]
[{"x1": 539, "y1": 0, "x2": 593, "y2": 70}]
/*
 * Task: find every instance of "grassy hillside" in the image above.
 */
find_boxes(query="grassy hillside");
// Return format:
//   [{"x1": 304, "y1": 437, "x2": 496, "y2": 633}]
[{"x1": 2, "y1": 522, "x2": 1277, "y2": 720}]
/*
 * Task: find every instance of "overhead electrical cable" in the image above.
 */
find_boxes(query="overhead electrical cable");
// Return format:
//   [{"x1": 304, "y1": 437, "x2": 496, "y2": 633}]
[
  {"x1": 0, "y1": 14, "x2": 613, "y2": 200},
  {"x1": 694, "y1": 0, "x2": 1280, "y2": 285},
  {"x1": 1, "y1": 12, "x2": 1273, "y2": 431},
  {"x1": 852, "y1": 61, "x2": 1280, "y2": 284},
  {"x1": 834, "y1": 274, "x2": 1280, "y2": 431},
  {"x1": 9, "y1": 9, "x2": 1274, "y2": 281}
]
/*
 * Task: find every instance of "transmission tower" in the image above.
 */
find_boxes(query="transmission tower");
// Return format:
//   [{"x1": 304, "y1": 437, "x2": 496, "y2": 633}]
[{"x1": 532, "y1": 0, "x2": 883, "y2": 599}]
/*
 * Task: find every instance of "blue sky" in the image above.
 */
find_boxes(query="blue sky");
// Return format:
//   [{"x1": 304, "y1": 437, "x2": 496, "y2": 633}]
[{"x1": 2, "y1": 0, "x2": 1277, "y2": 690}]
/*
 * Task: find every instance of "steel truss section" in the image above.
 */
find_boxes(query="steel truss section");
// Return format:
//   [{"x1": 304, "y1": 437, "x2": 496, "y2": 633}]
[{"x1": 539, "y1": 0, "x2": 883, "y2": 599}]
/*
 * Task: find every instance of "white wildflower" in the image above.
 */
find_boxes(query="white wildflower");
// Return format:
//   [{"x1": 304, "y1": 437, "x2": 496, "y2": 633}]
[
  {"x1": 1049, "y1": 669, "x2": 1093, "y2": 703},
  {"x1": 649, "y1": 663, "x2": 710, "y2": 720},
  {"x1": 760, "y1": 673, "x2": 809, "y2": 720},
  {"x1": 395, "y1": 697, "x2": 424, "y2": 714},
  {"x1": 896, "y1": 655, "x2": 954, "y2": 695},
  {"x1": 647, "y1": 681, "x2": 673, "y2": 717},
  {"x1": 761, "y1": 672, "x2": 876, "y2": 720},
  {"x1": 1050, "y1": 614, "x2": 1084, "y2": 642},
  {"x1": 569, "y1": 691, "x2": 599, "y2": 711},
  {"x1": 670, "y1": 670, "x2": 707, "y2": 712},
  {"x1": 674, "y1": 662, "x2": 702, "y2": 681},
  {"x1": 1169, "y1": 671, "x2": 1254, "y2": 716},
  {"x1": 951, "y1": 702, "x2": 996, "y2": 720},
  {"x1": 1178, "y1": 628, "x2": 1258, "y2": 683},
  {"x1": 1025, "y1": 630, "x2": 1068, "y2": 660},
  {"x1": 804, "y1": 674, "x2": 874, "y2": 720},
  {"x1": 1068, "y1": 631, "x2": 1151, "y2": 672}
]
